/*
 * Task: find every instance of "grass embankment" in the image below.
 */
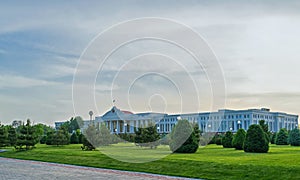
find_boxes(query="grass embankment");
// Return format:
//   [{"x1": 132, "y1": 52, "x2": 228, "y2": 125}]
[{"x1": 0, "y1": 144, "x2": 300, "y2": 180}]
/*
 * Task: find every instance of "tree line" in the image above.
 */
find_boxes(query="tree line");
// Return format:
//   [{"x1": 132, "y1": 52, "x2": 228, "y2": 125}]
[{"x1": 209, "y1": 120, "x2": 300, "y2": 153}]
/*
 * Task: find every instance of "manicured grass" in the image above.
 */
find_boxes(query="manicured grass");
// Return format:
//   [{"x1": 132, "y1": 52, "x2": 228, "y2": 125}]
[{"x1": 1, "y1": 144, "x2": 300, "y2": 180}]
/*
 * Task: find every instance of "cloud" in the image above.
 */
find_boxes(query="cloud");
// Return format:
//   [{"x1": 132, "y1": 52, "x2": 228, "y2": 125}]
[{"x1": 0, "y1": 74, "x2": 60, "y2": 89}]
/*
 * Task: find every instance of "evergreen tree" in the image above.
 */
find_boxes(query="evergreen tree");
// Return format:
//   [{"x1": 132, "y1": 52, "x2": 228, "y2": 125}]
[
  {"x1": 270, "y1": 132, "x2": 277, "y2": 144},
  {"x1": 78, "y1": 133, "x2": 84, "y2": 144},
  {"x1": 193, "y1": 123, "x2": 201, "y2": 145},
  {"x1": 16, "y1": 119, "x2": 38, "y2": 150},
  {"x1": 134, "y1": 123, "x2": 160, "y2": 148},
  {"x1": 169, "y1": 119, "x2": 199, "y2": 153},
  {"x1": 244, "y1": 124, "x2": 269, "y2": 153},
  {"x1": 214, "y1": 134, "x2": 223, "y2": 145},
  {"x1": 81, "y1": 125, "x2": 97, "y2": 150},
  {"x1": 98, "y1": 123, "x2": 113, "y2": 146},
  {"x1": 232, "y1": 129, "x2": 246, "y2": 150},
  {"x1": 8, "y1": 126, "x2": 17, "y2": 147},
  {"x1": 259, "y1": 120, "x2": 270, "y2": 142},
  {"x1": 70, "y1": 132, "x2": 79, "y2": 144},
  {"x1": 276, "y1": 128, "x2": 288, "y2": 145},
  {"x1": 288, "y1": 128, "x2": 300, "y2": 146},
  {"x1": 222, "y1": 131, "x2": 233, "y2": 148},
  {"x1": 134, "y1": 127, "x2": 144, "y2": 146},
  {"x1": 45, "y1": 127, "x2": 69, "y2": 146},
  {"x1": 0, "y1": 125, "x2": 8, "y2": 147},
  {"x1": 40, "y1": 135, "x2": 47, "y2": 144}
]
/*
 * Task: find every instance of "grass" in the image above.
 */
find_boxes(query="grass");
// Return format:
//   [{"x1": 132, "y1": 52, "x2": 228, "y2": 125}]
[{"x1": 1, "y1": 144, "x2": 300, "y2": 180}]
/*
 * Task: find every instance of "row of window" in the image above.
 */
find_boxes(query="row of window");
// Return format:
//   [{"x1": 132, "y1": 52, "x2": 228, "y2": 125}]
[{"x1": 161, "y1": 114, "x2": 297, "y2": 122}]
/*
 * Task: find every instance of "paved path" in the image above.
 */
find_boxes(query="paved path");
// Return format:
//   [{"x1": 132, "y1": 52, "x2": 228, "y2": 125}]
[{"x1": 0, "y1": 157, "x2": 197, "y2": 180}]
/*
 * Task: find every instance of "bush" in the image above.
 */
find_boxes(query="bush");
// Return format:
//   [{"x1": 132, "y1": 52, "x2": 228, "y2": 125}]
[
  {"x1": 276, "y1": 128, "x2": 288, "y2": 145},
  {"x1": 288, "y1": 128, "x2": 300, "y2": 146},
  {"x1": 222, "y1": 131, "x2": 233, "y2": 148},
  {"x1": 160, "y1": 134, "x2": 170, "y2": 145},
  {"x1": 244, "y1": 124, "x2": 269, "y2": 153},
  {"x1": 78, "y1": 133, "x2": 84, "y2": 144},
  {"x1": 215, "y1": 134, "x2": 223, "y2": 145},
  {"x1": 169, "y1": 119, "x2": 199, "y2": 153},
  {"x1": 70, "y1": 132, "x2": 79, "y2": 144},
  {"x1": 40, "y1": 136, "x2": 47, "y2": 144},
  {"x1": 270, "y1": 132, "x2": 277, "y2": 144},
  {"x1": 232, "y1": 129, "x2": 246, "y2": 150},
  {"x1": 134, "y1": 124, "x2": 160, "y2": 149}
]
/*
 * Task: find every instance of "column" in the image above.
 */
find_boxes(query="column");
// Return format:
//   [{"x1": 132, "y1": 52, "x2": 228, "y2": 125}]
[
  {"x1": 116, "y1": 120, "x2": 119, "y2": 134},
  {"x1": 110, "y1": 121, "x2": 112, "y2": 133}
]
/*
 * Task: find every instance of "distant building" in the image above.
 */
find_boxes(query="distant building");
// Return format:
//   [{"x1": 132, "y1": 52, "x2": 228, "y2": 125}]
[
  {"x1": 55, "y1": 106, "x2": 299, "y2": 133},
  {"x1": 54, "y1": 121, "x2": 65, "y2": 130}
]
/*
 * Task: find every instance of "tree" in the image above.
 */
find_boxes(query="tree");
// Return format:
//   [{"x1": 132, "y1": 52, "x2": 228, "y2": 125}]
[
  {"x1": 68, "y1": 117, "x2": 84, "y2": 133},
  {"x1": 232, "y1": 129, "x2": 246, "y2": 150},
  {"x1": 270, "y1": 132, "x2": 277, "y2": 144},
  {"x1": 288, "y1": 128, "x2": 300, "y2": 146},
  {"x1": 134, "y1": 123, "x2": 160, "y2": 149},
  {"x1": 193, "y1": 123, "x2": 201, "y2": 145},
  {"x1": 78, "y1": 133, "x2": 84, "y2": 144},
  {"x1": 259, "y1": 120, "x2": 270, "y2": 142},
  {"x1": 16, "y1": 119, "x2": 38, "y2": 150},
  {"x1": 244, "y1": 124, "x2": 269, "y2": 153},
  {"x1": 70, "y1": 132, "x2": 79, "y2": 144},
  {"x1": 33, "y1": 124, "x2": 44, "y2": 141},
  {"x1": 222, "y1": 131, "x2": 233, "y2": 148},
  {"x1": 214, "y1": 134, "x2": 223, "y2": 145},
  {"x1": 45, "y1": 126, "x2": 70, "y2": 146},
  {"x1": 8, "y1": 126, "x2": 17, "y2": 147},
  {"x1": 98, "y1": 123, "x2": 113, "y2": 146},
  {"x1": 81, "y1": 125, "x2": 97, "y2": 150},
  {"x1": 0, "y1": 125, "x2": 8, "y2": 147},
  {"x1": 40, "y1": 136, "x2": 47, "y2": 144},
  {"x1": 169, "y1": 119, "x2": 199, "y2": 153},
  {"x1": 276, "y1": 128, "x2": 288, "y2": 145}
]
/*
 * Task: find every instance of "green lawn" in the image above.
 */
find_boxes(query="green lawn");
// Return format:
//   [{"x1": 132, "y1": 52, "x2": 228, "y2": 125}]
[{"x1": 1, "y1": 144, "x2": 300, "y2": 180}]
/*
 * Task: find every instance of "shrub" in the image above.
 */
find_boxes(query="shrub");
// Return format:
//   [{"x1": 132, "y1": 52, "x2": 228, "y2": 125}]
[
  {"x1": 288, "y1": 128, "x2": 300, "y2": 146},
  {"x1": 222, "y1": 131, "x2": 233, "y2": 148},
  {"x1": 244, "y1": 124, "x2": 269, "y2": 153},
  {"x1": 232, "y1": 129, "x2": 246, "y2": 150},
  {"x1": 40, "y1": 136, "x2": 47, "y2": 144},
  {"x1": 0, "y1": 125, "x2": 8, "y2": 147},
  {"x1": 134, "y1": 124, "x2": 160, "y2": 149},
  {"x1": 169, "y1": 119, "x2": 199, "y2": 153},
  {"x1": 70, "y1": 132, "x2": 79, "y2": 144},
  {"x1": 270, "y1": 132, "x2": 277, "y2": 144},
  {"x1": 215, "y1": 134, "x2": 223, "y2": 145},
  {"x1": 276, "y1": 128, "x2": 288, "y2": 145}
]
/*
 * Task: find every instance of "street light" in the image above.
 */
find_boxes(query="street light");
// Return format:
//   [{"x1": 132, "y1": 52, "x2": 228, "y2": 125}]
[
  {"x1": 124, "y1": 123, "x2": 127, "y2": 133},
  {"x1": 230, "y1": 127, "x2": 233, "y2": 132},
  {"x1": 177, "y1": 116, "x2": 182, "y2": 121},
  {"x1": 237, "y1": 120, "x2": 241, "y2": 129},
  {"x1": 208, "y1": 124, "x2": 211, "y2": 132}
]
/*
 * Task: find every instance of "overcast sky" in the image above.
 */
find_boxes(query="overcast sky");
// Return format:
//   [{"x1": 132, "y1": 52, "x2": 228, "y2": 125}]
[{"x1": 1, "y1": 1, "x2": 300, "y2": 125}]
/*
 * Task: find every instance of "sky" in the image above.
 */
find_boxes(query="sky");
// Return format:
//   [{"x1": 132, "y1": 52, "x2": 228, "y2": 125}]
[{"x1": 1, "y1": 1, "x2": 300, "y2": 125}]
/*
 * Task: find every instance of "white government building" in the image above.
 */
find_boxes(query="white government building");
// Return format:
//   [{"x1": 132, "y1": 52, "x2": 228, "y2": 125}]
[{"x1": 72, "y1": 106, "x2": 299, "y2": 134}]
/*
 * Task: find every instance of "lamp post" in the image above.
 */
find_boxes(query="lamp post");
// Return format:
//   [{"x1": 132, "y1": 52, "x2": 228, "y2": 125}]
[
  {"x1": 124, "y1": 123, "x2": 127, "y2": 133},
  {"x1": 157, "y1": 126, "x2": 160, "y2": 133},
  {"x1": 208, "y1": 124, "x2": 211, "y2": 132},
  {"x1": 230, "y1": 127, "x2": 233, "y2": 132},
  {"x1": 177, "y1": 116, "x2": 182, "y2": 121},
  {"x1": 237, "y1": 120, "x2": 241, "y2": 130}
]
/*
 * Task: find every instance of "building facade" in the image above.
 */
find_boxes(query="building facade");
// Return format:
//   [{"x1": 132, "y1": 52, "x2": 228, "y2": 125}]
[{"x1": 91, "y1": 106, "x2": 298, "y2": 133}]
